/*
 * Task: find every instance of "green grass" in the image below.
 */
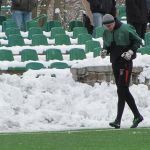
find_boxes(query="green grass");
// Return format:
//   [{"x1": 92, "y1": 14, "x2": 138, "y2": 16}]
[{"x1": 0, "y1": 128, "x2": 150, "y2": 150}]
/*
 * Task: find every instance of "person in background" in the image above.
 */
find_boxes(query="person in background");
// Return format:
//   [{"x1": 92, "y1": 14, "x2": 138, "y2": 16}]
[
  {"x1": 82, "y1": 0, "x2": 116, "y2": 37},
  {"x1": 11, "y1": 0, "x2": 38, "y2": 31},
  {"x1": 101, "y1": 14, "x2": 143, "y2": 129},
  {"x1": 125, "y1": 0, "x2": 148, "y2": 39}
]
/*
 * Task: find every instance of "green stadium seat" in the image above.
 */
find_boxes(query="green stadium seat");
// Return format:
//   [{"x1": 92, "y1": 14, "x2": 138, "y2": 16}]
[
  {"x1": 69, "y1": 48, "x2": 86, "y2": 60},
  {"x1": 8, "y1": 34, "x2": 25, "y2": 46},
  {"x1": 144, "y1": 32, "x2": 150, "y2": 47},
  {"x1": 5, "y1": 27, "x2": 21, "y2": 37},
  {"x1": 26, "y1": 62, "x2": 45, "y2": 70},
  {"x1": 45, "y1": 20, "x2": 62, "y2": 32},
  {"x1": 45, "y1": 49, "x2": 63, "y2": 61},
  {"x1": 73, "y1": 27, "x2": 88, "y2": 38},
  {"x1": 55, "y1": 34, "x2": 71, "y2": 45},
  {"x1": 95, "y1": 26, "x2": 105, "y2": 38},
  {"x1": 49, "y1": 62, "x2": 70, "y2": 69},
  {"x1": 68, "y1": 20, "x2": 84, "y2": 31},
  {"x1": 93, "y1": 47, "x2": 102, "y2": 57},
  {"x1": 28, "y1": 27, "x2": 43, "y2": 39},
  {"x1": 20, "y1": 49, "x2": 39, "y2": 62},
  {"x1": 85, "y1": 40, "x2": 101, "y2": 53},
  {"x1": 51, "y1": 27, "x2": 65, "y2": 39},
  {"x1": 77, "y1": 33, "x2": 92, "y2": 44},
  {"x1": 2, "y1": 20, "x2": 18, "y2": 32},
  {"x1": 32, "y1": 34, "x2": 48, "y2": 46},
  {"x1": 117, "y1": 4, "x2": 126, "y2": 21},
  {"x1": 0, "y1": 49, "x2": 14, "y2": 61},
  {"x1": 26, "y1": 20, "x2": 39, "y2": 31},
  {"x1": 137, "y1": 47, "x2": 150, "y2": 55}
]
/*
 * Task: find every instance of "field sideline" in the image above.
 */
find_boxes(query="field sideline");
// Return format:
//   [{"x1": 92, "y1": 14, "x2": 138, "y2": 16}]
[{"x1": 0, "y1": 128, "x2": 150, "y2": 150}]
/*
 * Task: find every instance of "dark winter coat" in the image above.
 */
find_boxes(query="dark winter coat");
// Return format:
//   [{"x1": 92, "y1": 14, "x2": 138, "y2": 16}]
[
  {"x1": 103, "y1": 20, "x2": 142, "y2": 63},
  {"x1": 87, "y1": 0, "x2": 116, "y2": 17},
  {"x1": 126, "y1": 0, "x2": 148, "y2": 24},
  {"x1": 11, "y1": 0, "x2": 37, "y2": 12}
]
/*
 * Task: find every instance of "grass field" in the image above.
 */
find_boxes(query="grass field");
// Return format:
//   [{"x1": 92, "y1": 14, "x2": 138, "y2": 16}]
[{"x1": 0, "y1": 128, "x2": 150, "y2": 150}]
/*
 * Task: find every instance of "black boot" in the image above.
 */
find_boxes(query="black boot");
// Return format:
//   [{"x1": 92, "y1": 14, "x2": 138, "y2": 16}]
[
  {"x1": 130, "y1": 116, "x2": 144, "y2": 128},
  {"x1": 109, "y1": 120, "x2": 120, "y2": 129}
]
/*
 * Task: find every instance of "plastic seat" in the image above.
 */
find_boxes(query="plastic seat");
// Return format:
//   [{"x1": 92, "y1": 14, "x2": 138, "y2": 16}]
[
  {"x1": 5, "y1": 27, "x2": 21, "y2": 37},
  {"x1": 20, "y1": 49, "x2": 39, "y2": 62},
  {"x1": 144, "y1": 32, "x2": 150, "y2": 47},
  {"x1": 55, "y1": 34, "x2": 71, "y2": 45},
  {"x1": 2, "y1": 20, "x2": 18, "y2": 32},
  {"x1": 28, "y1": 27, "x2": 43, "y2": 39},
  {"x1": 117, "y1": 4, "x2": 126, "y2": 21},
  {"x1": 32, "y1": 34, "x2": 48, "y2": 46},
  {"x1": 68, "y1": 20, "x2": 84, "y2": 31},
  {"x1": 73, "y1": 27, "x2": 88, "y2": 38},
  {"x1": 49, "y1": 62, "x2": 70, "y2": 69},
  {"x1": 45, "y1": 49, "x2": 63, "y2": 61},
  {"x1": 26, "y1": 20, "x2": 39, "y2": 31},
  {"x1": 51, "y1": 27, "x2": 65, "y2": 39},
  {"x1": 45, "y1": 20, "x2": 62, "y2": 32},
  {"x1": 93, "y1": 47, "x2": 102, "y2": 57},
  {"x1": 69, "y1": 48, "x2": 86, "y2": 60},
  {"x1": 137, "y1": 47, "x2": 150, "y2": 55},
  {"x1": 85, "y1": 40, "x2": 101, "y2": 53},
  {"x1": 8, "y1": 34, "x2": 25, "y2": 46},
  {"x1": 26, "y1": 62, "x2": 45, "y2": 70},
  {"x1": 0, "y1": 49, "x2": 14, "y2": 61},
  {"x1": 77, "y1": 33, "x2": 92, "y2": 44},
  {"x1": 95, "y1": 26, "x2": 105, "y2": 38}
]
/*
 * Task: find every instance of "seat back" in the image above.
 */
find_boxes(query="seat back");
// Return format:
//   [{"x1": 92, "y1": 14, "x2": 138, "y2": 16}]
[
  {"x1": 46, "y1": 20, "x2": 62, "y2": 32},
  {"x1": 26, "y1": 20, "x2": 39, "y2": 31},
  {"x1": 51, "y1": 27, "x2": 65, "y2": 39},
  {"x1": 2, "y1": 20, "x2": 17, "y2": 32},
  {"x1": 49, "y1": 62, "x2": 70, "y2": 69},
  {"x1": 32, "y1": 34, "x2": 48, "y2": 46},
  {"x1": 26, "y1": 62, "x2": 45, "y2": 70},
  {"x1": 85, "y1": 40, "x2": 101, "y2": 53},
  {"x1": 69, "y1": 48, "x2": 86, "y2": 60},
  {"x1": 93, "y1": 47, "x2": 102, "y2": 57},
  {"x1": 28, "y1": 27, "x2": 43, "y2": 39},
  {"x1": 20, "y1": 49, "x2": 39, "y2": 62},
  {"x1": 144, "y1": 32, "x2": 150, "y2": 47},
  {"x1": 45, "y1": 49, "x2": 63, "y2": 61},
  {"x1": 8, "y1": 34, "x2": 25, "y2": 46},
  {"x1": 137, "y1": 47, "x2": 150, "y2": 55},
  {"x1": 73, "y1": 27, "x2": 88, "y2": 38},
  {"x1": 77, "y1": 33, "x2": 92, "y2": 44},
  {"x1": 0, "y1": 49, "x2": 14, "y2": 61},
  {"x1": 68, "y1": 20, "x2": 84, "y2": 31},
  {"x1": 95, "y1": 26, "x2": 105, "y2": 38},
  {"x1": 5, "y1": 27, "x2": 21, "y2": 37},
  {"x1": 55, "y1": 34, "x2": 71, "y2": 45}
]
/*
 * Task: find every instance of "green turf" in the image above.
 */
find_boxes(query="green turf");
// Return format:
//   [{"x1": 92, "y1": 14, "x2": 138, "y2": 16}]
[{"x1": 0, "y1": 128, "x2": 150, "y2": 150}]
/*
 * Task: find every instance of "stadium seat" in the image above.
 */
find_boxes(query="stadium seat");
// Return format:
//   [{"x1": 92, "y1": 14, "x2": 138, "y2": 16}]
[
  {"x1": 77, "y1": 33, "x2": 92, "y2": 44},
  {"x1": 51, "y1": 27, "x2": 65, "y2": 39},
  {"x1": 45, "y1": 49, "x2": 63, "y2": 61},
  {"x1": 144, "y1": 32, "x2": 150, "y2": 47},
  {"x1": 26, "y1": 62, "x2": 45, "y2": 70},
  {"x1": 28, "y1": 27, "x2": 43, "y2": 39},
  {"x1": 32, "y1": 34, "x2": 48, "y2": 46},
  {"x1": 68, "y1": 20, "x2": 84, "y2": 31},
  {"x1": 85, "y1": 40, "x2": 101, "y2": 53},
  {"x1": 69, "y1": 48, "x2": 86, "y2": 60},
  {"x1": 93, "y1": 47, "x2": 102, "y2": 57},
  {"x1": 95, "y1": 26, "x2": 105, "y2": 38},
  {"x1": 45, "y1": 20, "x2": 62, "y2": 32},
  {"x1": 0, "y1": 49, "x2": 14, "y2": 61},
  {"x1": 20, "y1": 49, "x2": 39, "y2": 62},
  {"x1": 117, "y1": 4, "x2": 126, "y2": 21},
  {"x1": 49, "y1": 62, "x2": 70, "y2": 69},
  {"x1": 137, "y1": 47, "x2": 150, "y2": 55},
  {"x1": 5, "y1": 27, "x2": 21, "y2": 37},
  {"x1": 2, "y1": 20, "x2": 18, "y2": 32},
  {"x1": 26, "y1": 20, "x2": 39, "y2": 31},
  {"x1": 55, "y1": 34, "x2": 71, "y2": 45},
  {"x1": 8, "y1": 34, "x2": 25, "y2": 46},
  {"x1": 73, "y1": 27, "x2": 88, "y2": 38}
]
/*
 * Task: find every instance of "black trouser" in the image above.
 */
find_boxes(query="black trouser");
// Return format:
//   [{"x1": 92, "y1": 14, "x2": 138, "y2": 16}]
[
  {"x1": 128, "y1": 22, "x2": 147, "y2": 39},
  {"x1": 112, "y1": 59, "x2": 141, "y2": 123}
]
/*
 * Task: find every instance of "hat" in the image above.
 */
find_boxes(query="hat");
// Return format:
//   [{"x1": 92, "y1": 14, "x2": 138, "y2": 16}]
[{"x1": 102, "y1": 14, "x2": 115, "y2": 25}]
